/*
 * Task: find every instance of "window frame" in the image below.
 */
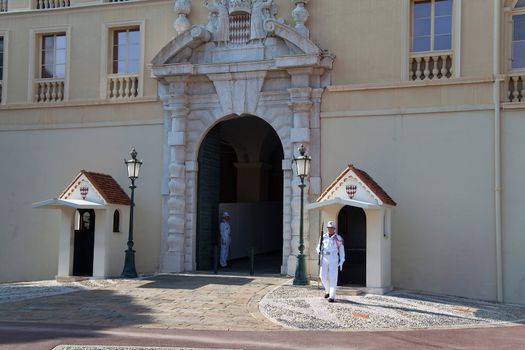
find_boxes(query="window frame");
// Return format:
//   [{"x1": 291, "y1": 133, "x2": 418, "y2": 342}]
[
  {"x1": 112, "y1": 27, "x2": 140, "y2": 75},
  {"x1": 403, "y1": 0, "x2": 461, "y2": 80},
  {"x1": 0, "y1": 31, "x2": 7, "y2": 104},
  {"x1": 411, "y1": 0, "x2": 454, "y2": 53},
  {"x1": 510, "y1": 2, "x2": 525, "y2": 71},
  {"x1": 101, "y1": 20, "x2": 145, "y2": 99},
  {"x1": 40, "y1": 32, "x2": 67, "y2": 79},
  {"x1": 28, "y1": 26, "x2": 71, "y2": 103}
]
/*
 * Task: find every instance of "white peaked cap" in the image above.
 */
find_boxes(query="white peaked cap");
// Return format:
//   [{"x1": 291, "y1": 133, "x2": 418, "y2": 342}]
[
  {"x1": 326, "y1": 221, "x2": 336, "y2": 228},
  {"x1": 223, "y1": 212, "x2": 230, "y2": 217}
]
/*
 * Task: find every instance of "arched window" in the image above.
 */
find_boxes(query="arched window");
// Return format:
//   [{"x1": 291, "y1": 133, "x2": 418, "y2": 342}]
[
  {"x1": 512, "y1": 1, "x2": 525, "y2": 69},
  {"x1": 113, "y1": 210, "x2": 120, "y2": 232}
]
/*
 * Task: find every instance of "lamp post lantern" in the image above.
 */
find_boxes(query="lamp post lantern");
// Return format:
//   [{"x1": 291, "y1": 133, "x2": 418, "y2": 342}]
[
  {"x1": 293, "y1": 144, "x2": 311, "y2": 285},
  {"x1": 121, "y1": 147, "x2": 142, "y2": 278}
]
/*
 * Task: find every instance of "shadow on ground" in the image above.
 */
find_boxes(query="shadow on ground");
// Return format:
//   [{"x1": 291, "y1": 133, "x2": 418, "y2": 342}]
[
  {"x1": 138, "y1": 274, "x2": 254, "y2": 289},
  {"x1": 385, "y1": 290, "x2": 525, "y2": 323},
  {"x1": 0, "y1": 288, "x2": 153, "y2": 346}
]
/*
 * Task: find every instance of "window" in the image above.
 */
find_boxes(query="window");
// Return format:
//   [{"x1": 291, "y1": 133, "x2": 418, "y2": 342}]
[
  {"x1": 113, "y1": 210, "x2": 120, "y2": 232},
  {"x1": 412, "y1": 0, "x2": 452, "y2": 52},
  {"x1": 0, "y1": 36, "x2": 4, "y2": 81},
  {"x1": 513, "y1": 4, "x2": 525, "y2": 69},
  {"x1": 41, "y1": 33, "x2": 66, "y2": 78},
  {"x1": 112, "y1": 28, "x2": 139, "y2": 74}
]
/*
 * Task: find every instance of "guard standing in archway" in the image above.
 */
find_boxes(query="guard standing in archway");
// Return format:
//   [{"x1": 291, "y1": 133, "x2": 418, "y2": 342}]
[
  {"x1": 219, "y1": 212, "x2": 231, "y2": 268},
  {"x1": 317, "y1": 221, "x2": 345, "y2": 302}
]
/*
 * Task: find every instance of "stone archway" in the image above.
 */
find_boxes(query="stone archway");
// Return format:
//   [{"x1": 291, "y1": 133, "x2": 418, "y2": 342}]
[
  {"x1": 337, "y1": 205, "x2": 367, "y2": 286},
  {"x1": 196, "y1": 115, "x2": 284, "y2": 272},
  {"x1": 151, "y1": 1, "x2": 334, "y2": 276}
]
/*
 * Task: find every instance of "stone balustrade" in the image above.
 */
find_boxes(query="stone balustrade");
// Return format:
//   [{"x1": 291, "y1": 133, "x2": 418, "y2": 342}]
[
  {"x1": 107, "y1": 74, "x2": 139, "y2": 99},
  {"x1": 34, "y1": 78, "x2": 65, "y2": 103},
  {"x1": 409, "y1": 51, "x2": 453, "y2": 81},
  {"x1": 35, "y1": 0, "x2": 70, "y2": 9},
  {"x1": 507, "y1": 73, "x2": 524, "y2": 103},
  {"x1": 0, "y1": 0, "x2": 133, "y2": 12}
]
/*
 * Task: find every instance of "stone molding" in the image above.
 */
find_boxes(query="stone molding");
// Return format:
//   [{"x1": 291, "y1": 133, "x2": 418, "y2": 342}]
[{"x1": 152, "y1": 0, "x2": 332, "y2": 275}]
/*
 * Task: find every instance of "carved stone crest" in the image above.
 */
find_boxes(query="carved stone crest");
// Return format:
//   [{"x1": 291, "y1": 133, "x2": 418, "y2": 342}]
[{"x1": 204, "y1": 0, "x2": 281, "y2": 44}]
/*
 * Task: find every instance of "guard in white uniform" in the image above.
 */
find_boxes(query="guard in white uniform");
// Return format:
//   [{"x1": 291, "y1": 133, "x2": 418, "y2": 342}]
[
  {"x1": 219, "y1": 212, "x2": 231, "y2": 267},
  {"x1": 316, "y1": 221, "x2": 345, "y2": 302}
]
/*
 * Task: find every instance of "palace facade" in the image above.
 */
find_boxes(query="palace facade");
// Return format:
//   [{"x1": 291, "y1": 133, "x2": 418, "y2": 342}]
[{"x1": 1, "y1": 0, "x2": 524, "y2": 304}]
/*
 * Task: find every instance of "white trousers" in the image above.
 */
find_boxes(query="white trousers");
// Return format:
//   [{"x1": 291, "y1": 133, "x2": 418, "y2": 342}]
[
  {"x1": 319, "y1": 255, "x2": 339, "y2": 299},
  {"x1": 220, "y1": 243, "x2": 229, "y2": 267}
]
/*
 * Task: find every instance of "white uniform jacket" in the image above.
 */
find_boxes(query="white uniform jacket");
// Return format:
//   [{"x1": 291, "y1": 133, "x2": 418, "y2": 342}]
[
  {"x1": 220, "y1": 221, "x2": 231, "y2": 246},
  {"x1": 316, "y1": 233, "x2": 345, "y2": 267}
]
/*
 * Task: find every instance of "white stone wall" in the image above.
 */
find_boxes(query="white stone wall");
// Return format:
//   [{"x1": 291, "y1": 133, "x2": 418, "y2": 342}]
[
  {"x1": 321, "y1": 110, "x2": 498, "y2": 301},
  {"x1": 0, "y1": 124, "x2": 163, "y2": 282}
]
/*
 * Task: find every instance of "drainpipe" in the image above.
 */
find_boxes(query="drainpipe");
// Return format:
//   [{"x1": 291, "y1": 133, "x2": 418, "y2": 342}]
[{"x1": 493, "y1": 0, "x2": 503, "y2": 303}]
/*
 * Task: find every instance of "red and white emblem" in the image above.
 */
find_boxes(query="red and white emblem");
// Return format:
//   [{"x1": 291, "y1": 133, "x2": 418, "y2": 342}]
[
  {"x1": 346, "y1": 184, "x2": 357, "y2": 199},
  {"x1": 80, "y1": 186, "x2": 89, "y2": 200}
]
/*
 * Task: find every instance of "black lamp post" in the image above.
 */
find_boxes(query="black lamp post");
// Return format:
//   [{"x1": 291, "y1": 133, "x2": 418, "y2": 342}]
[
  {"x1": 121, "y1": 147, "x2": 142, "y2": 278},
  {"x1": 293, "y1": 144, "x2": 311, "y2": 286}
]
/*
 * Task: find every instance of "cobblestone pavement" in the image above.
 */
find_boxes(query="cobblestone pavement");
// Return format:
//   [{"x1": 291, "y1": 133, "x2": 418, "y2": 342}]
[
  {"x1": 1, "y1": 274, "x2": 525, "y2": 333},
  {"x1": 0, "y1": 274, "x2": 284, "y2": 331},
  {"x1": 260, "y1": 282, "x2": 525, "y2": 330}
]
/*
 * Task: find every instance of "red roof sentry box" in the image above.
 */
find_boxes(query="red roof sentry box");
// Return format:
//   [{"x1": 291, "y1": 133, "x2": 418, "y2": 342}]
[
  {"x1": 316, "y1": 164, "x2": 396, "y2": 207},
  {"x1": 60, "y1": 170, "x2": 131, "y2": 206}
]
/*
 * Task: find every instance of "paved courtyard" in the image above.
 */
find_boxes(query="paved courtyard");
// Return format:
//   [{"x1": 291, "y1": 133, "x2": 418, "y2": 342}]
[{"x1": 1, "y1": 273, "x2": 524, "y2": 333}]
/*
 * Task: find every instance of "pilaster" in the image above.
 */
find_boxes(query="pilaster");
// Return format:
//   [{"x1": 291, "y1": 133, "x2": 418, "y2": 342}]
[
  {"x1": 163, "y1": 76, "x2": 190, "y2": 272},
  {"x1": 287, "y1": 81, "x2": 313, "y2": 275}
]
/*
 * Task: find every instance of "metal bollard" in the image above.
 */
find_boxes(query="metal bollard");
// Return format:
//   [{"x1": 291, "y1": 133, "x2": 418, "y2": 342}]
[
  {"x1": 250, "y1": 247, "x2": 255, "y2": 276},
  {"x1": 213, "y1": 245, "x2": 219, "y2": 274}
]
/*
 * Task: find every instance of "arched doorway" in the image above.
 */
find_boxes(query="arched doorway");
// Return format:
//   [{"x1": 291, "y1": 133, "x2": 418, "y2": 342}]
[
  {"x1": 73, "y1": 209, "x2": 95, "y2": 277},
  {"x1": 196, "y1": 115, "x2": 284, "y2": 273},
  {"x1": 337, "y1": 205, "x2": 366, "y2": 285}
]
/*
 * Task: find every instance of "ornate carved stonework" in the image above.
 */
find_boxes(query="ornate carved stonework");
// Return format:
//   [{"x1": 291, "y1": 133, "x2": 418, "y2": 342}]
[
  {"x1": 174, "y1": 0, "x2": 192, "y2": 35},
  {"x1": 228, "y1": 0, "x2": 252, "y2": 14},
  {"x1": 152, "y1": 0, "x2": 332, "y2": 277},
  {"x1": 291, "y1": 0, "x2": 310, "y2": 38},
  {"x1": 204, "y1": 0, "x2": 282, "y2": 45}
]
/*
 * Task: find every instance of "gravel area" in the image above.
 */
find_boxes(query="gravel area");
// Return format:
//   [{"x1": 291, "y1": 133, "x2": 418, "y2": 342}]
[{"x1": 259, "y1": 283, "x2": 525, "y2": 330}]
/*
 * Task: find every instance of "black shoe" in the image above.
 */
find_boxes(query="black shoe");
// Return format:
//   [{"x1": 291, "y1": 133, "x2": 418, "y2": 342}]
[
  {"x1": 328, "y1": 298, "x2": 335, "y2": 303},
  {"x1": 324, "y1": 293, "x2": 329, "y2": 299}
]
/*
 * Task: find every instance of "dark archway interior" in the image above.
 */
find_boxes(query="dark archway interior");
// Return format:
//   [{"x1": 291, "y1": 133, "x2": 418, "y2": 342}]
[
  {"x1": 73, "y1": 209, "x2": 95, "y2": 277},
  {"x1": 196, "y1": 116, "x2": 284, "y2": 274},
  {"x1": 337, "y1": 206, "x2": 366, "y2": 285}
]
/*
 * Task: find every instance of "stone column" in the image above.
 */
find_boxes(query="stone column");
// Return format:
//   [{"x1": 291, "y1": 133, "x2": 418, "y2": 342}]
[
  {"x1": 281, "y1": 158, "x2": 293, "y2": 275},
  {"x1": 184, "y1": 160, "x2": 198, "y2": 271},
  {"x1": 163, "y1": 76, "x2": 190, "y2": 272},
  {"x1": 287, "y1": 74, "x2": 313, "y2": 275}
]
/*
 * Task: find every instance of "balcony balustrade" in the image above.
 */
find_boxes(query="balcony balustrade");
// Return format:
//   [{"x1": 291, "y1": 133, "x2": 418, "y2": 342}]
[
  {"x1": 34, "y1": 78, "x2": 65, "y2": 103},
  {"x1": 0, "y1": 0, "x2": 131, "y2": 12},
  {"x1": 507, "y1": 73, "x2": 524, "y2": 103},
  {"x1": 107, "y1": 73, "x2": 139, "y2": 99},
  {"x1": 35, "y1": 0, "x2": 70, "y2": 9},
  {"x1": 409, "y1": 51, "x2": 453, "y2": 81}
]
